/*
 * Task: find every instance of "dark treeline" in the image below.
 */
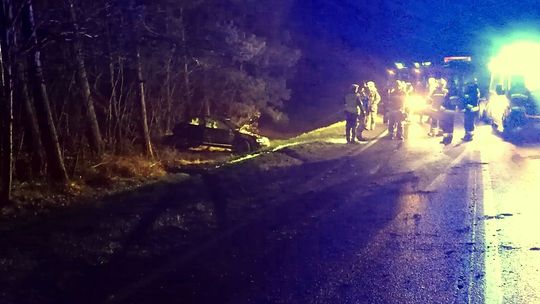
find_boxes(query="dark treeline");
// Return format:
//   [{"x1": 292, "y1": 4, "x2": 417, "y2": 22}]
[
  {"x1": 1, "y1": 0, "x2": 388, "y2": 203},
  {"x1": 0, "y1": 0, "x2": 307, "y2": 202}
]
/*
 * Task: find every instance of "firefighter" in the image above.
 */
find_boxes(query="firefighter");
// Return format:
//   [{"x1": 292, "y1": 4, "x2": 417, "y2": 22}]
[
  {"x1": 440, "y1": 80, "x2": 460, "y2": 145},
  {"x1": 427, "y1": 77, "x2": 438, "y2": 96},
  {"x1": 366, "y1": 81, "x2": 381, "y2": 130},
  {"x1": 344, "y1": 84, "x2": 366, "y2": 143},
  {"x1": 387, "y1": 80, "x2": 406, "y2": 140},
  {"x1": 360, "y1": 83, "x2": 370, "y2": 129},
  {"x1": 428, "y1": 79, "x2": 447, "y2": 136},
  {"x1": 462, "y1": 78, "x2": 480, "y2": 141}
]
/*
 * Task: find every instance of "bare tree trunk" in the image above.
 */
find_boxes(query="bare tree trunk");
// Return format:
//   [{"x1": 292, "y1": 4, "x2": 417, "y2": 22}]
[
  {"x1": 0, "y1": 0, "x2": 14, "y2": 203},
  {"x1": 68, "y1": 0, "x2": 103, "y2": 158},
  {"x1": 23, "y1": 0, "x2": 68, "y2": 184},
  {"x1": 128, "y1": 0, "x2": 153, "y2": 158},
  {"x1": 16, "y1": 62, "x2": 44, "y2": 175},
  {"x1": 180, "y1": 7, "x2": 192, "y2": 119},
  {"x1": 107, "y1": 55, "x2": 117, "y2": 144},
  {"x1": 103, "y1": 0, "x2": 120, "y2": 150},
  {"x1": 164, "y1": 44, "x2": 176, "y2": 133},
  {"x1": 135, "y1": 45, "x2": 153, "y2": 158}
]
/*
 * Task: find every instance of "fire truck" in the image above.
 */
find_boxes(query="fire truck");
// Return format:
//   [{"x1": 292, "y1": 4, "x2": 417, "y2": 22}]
[{"x1": 385, "y1": 56, "x2": 476, "y2": 116}]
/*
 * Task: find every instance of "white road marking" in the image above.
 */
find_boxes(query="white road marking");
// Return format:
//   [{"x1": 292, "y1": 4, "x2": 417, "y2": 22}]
[
  {"x1": 423, "y1": 146, "x2": 470, "y2": 192},
  {"x1": 358, "y1": 130, "x2": 388, "y2": 152},
  {"x1": 479, "y1": 151, "x2": 503, "y2": 304},
  {"x1": 467, "y1": 157, "x2": 479, "y2": 304}
]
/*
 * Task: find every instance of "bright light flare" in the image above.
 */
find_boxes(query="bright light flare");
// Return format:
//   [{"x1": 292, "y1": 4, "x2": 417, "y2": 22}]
[
  {"x1": 256, "y1": 136, "x2": 271, "y2": 147},
  {"x1": 489, "y1": 40, "x2": 540, "y2": 91},
  {"x1": 395, "y1": 62, "x2": 405, "y2": 70},
  {"x1": 405, "y1": 95, "x2": 427, "y2": 113}
]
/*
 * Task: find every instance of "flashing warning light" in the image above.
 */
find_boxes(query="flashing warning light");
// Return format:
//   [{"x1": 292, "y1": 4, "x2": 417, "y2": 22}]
[
  {"x1": 444, "y1": 56, "x2": 472, "y2": 63},
  {"x1": 413, "y1": 62, "x2": 420, "y2": 68},
  {"x1": 422, "y1": 62, "x2": 432, "y2": 66},
  {"x1": 395, "y1": 62, "x2": 405, "y2": 70},
  {"x1": 413, "y1": 68, "x2": 421, "y2": 74},
  {"x1": 387, "y1": 69, "x2": 396, "y2": 75}
]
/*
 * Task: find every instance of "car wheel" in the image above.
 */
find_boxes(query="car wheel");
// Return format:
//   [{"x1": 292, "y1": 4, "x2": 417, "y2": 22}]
[{"x1": 233, "y1": 139, "x2": 251, "y2": 154}]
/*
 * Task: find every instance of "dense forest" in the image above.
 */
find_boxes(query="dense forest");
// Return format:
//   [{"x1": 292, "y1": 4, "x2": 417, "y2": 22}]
[{"x1": 0, "y1": 0, "x2": 385, "y2": 204}]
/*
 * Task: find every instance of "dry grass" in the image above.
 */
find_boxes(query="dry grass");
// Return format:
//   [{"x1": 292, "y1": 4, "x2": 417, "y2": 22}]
[
  {"x1": 4, "y1": 147, "x2": 236, "y2": 215},
  {"x1": 81, "y1": 154, "x2": 166, "y2": 188},
  {"x1": 157, "y1": 147, "x2": 233, "y2": 170}
]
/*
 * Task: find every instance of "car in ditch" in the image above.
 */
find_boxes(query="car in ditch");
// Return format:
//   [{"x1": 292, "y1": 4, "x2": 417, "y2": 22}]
[{"x1": 164, "y1": 116, "x2": 270, "y2": 153}]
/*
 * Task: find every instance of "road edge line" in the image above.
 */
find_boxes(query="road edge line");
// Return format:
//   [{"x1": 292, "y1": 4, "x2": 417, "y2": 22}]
[{"x1": 479, "y1": 150, "x2": 503, "y2": 304}]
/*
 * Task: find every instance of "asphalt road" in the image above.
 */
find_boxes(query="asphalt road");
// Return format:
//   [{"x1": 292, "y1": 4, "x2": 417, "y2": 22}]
[
  {"x1": 2, "y1": 117, "x2": 540, "y2": 304},
  {"x1": 105, "y1": 119, "x2": 540, "y2": 304}
]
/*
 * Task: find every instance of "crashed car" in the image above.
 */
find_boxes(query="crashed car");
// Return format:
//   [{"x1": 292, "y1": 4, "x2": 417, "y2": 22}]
[{"x1": 164, "y1": 116, "x2": 270, "y2": 153}]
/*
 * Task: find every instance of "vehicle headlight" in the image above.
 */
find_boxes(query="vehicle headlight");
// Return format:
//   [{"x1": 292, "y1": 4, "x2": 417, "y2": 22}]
[{"x1": 256, "y1": 136, "x2": 270, "y2": 146}]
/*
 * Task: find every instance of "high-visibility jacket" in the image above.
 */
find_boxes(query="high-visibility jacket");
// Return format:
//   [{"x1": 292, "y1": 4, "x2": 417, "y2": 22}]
[
  {"x1": 368, "y1": 90, "x2": 381, "y2": 111},
  {"x1": 430, "y1": 88, "x2": 447, "y2": 111}
]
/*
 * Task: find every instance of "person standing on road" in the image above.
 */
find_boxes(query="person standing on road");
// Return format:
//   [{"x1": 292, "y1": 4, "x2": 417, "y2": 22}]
[
  {"x1": 428, "y1": 79, "x2": 447, "y2": 137},
  {"x1": 360, "y1": 83, "x2": 370, "y2": 130},
  {"x1": 387, "y1": 80, "x2": 406, "y2": 140},
  {"x1": 462, "y1": 78, "x2": 481, "y2": 141},
  {"x1": 366, "y1": 81, "x2": 381, "y2": 130},
  {"x1": 440, "y1": 80, "x2": 460, "y2": 145},
  {"x1": 344, "y1": 84, "x2": 367, "y2": 143}
]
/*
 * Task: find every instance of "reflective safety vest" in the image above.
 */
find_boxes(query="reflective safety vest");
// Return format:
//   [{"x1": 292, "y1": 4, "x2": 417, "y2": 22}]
[{"x1": 430, "y1": 89, "x2": 447, "y2": 110}]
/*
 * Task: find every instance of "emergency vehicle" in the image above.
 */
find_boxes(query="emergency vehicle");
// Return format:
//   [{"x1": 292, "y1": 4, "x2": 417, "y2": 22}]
[{"x1": 479, "y1": 41, "x2": 540, "y2": 140}]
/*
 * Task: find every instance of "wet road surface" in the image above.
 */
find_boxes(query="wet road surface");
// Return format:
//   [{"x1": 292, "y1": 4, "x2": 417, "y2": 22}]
[
  {"x1": 105, "y1": 121, "x2": 540, "y2": 303},
  {"x1": 2, "y1": 119, "x2": 540, "y2": 304}
]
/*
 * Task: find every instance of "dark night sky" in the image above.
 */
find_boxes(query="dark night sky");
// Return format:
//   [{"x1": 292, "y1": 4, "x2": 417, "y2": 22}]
[
  {"x1": 290, "y1": 0, "x2": 540, "y2": 61},
  {"x1": 281, "y1": 0, "x2": 540, "y2": 122}
]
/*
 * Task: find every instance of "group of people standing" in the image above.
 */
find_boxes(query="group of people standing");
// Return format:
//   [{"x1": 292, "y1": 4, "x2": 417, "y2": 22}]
[
  {"x1": 344, "y1": 77, "x2": 481, "y2": 145},
  {"x1": 424, "y1": 77, "x2": 481, "y2": 144},
  {"x1": 343, "y1": 81, "x2": 381, "y2": 143}
]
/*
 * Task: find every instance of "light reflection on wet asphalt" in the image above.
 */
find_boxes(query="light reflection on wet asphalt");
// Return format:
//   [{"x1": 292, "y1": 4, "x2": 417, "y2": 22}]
[{"x1": 473, "y1": 124, "x2": 540, "y2": 304}]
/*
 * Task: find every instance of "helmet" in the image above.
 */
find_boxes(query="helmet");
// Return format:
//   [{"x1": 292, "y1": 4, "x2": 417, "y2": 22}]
[{"x1": 438, "y1": 78, "x2": 447, "y2": 88}]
